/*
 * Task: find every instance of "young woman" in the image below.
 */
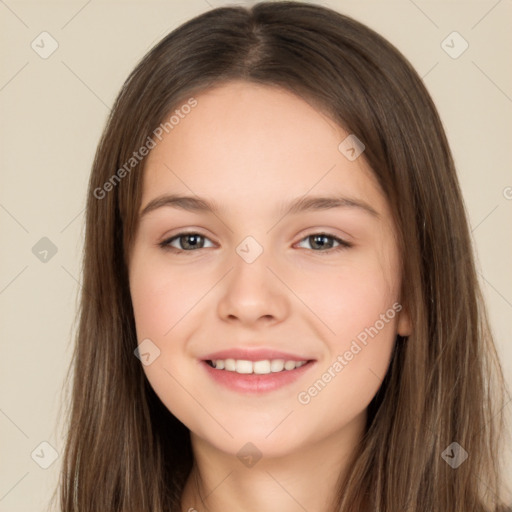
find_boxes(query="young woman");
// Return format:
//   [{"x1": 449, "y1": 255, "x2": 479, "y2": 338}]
[{"x1": 55, "y1": 2, "x2": 511, "y2": 511}]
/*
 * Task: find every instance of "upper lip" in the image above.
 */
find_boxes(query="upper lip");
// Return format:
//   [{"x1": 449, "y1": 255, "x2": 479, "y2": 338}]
[{"x1": 202, "y1": 348, "x2": 314, "y2": 362}]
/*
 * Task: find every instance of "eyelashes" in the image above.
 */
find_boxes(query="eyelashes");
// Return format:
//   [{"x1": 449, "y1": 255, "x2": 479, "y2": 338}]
[
  {"x1": 158, "y1": 231, "x2": 352, "y2": 255},
  {"x1": 159, "y1": 232, "x2": 214, "y2": 252}
]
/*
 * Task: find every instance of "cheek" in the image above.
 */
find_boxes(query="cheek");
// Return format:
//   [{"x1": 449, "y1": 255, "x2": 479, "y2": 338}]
[
  {"x1": 130, "y1": 277, "x2": 170, "y2": 340},
  {"x1": 129, "y1": 253, "x2": 206, "y2": 424},
  {"x1": 299, "y1": 318, "x2": 396, "y2": 424},
  {"x1": 296, "y1": 255, "x2": 399, "y2": 344},
  {"x1": 129, "y1": 252, "x2": 202, "y2": 341},
  {"x1": 294, "y1": 299, "x2": 397, "y2": 447},
  {"x1": 293, "y1": 257, "x2": 399, "y2": 408}
]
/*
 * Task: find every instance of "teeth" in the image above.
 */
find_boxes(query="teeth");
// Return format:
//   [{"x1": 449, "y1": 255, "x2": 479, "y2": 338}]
[
  {"x1": 284, "y1": 360, "x2": 296, "y2": 370},
  {"x1": 236, "y1": 360, "x2": 253, "y2": 374},
  {"x1": 270, "y1": 359, "x2": 285, "y2": 372},
  {"x1": 253, "y1": 360, "x2": 271, "y2": 374},
  {"x1": 224, "y1": 358, "x2": 236, "y2": 371},
  {"x1": 210, "y1": 358, "x2": 308, "y2": 374}
]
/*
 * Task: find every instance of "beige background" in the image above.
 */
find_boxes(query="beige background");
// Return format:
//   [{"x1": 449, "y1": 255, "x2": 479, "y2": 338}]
[{"x1": 1, "y1": 0, "x2": 511, "y2": 510}]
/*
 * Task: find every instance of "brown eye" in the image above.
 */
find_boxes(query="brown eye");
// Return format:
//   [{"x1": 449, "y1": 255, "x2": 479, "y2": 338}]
[
  {"x1": 296, "y1": 233, "x2": 352, "y2": 253},
  {"x1": 159, "y1": 232, "x2": 214, "y2": 252}
]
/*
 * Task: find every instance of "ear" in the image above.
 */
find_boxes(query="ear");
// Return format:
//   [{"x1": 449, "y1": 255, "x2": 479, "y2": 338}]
[{"x1": 397, "y1": 305, "x2": 412, "y2": 337}]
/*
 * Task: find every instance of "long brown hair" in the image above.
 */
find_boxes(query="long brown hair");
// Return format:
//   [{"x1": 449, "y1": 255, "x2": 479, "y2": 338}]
[{"x1": 53, "y1": 2, "x2": 511, "y2": 511}]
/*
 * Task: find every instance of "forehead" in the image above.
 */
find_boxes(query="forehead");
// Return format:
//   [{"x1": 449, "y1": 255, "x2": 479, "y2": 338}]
[{"x1": 142, "y1": 80, "x2": 385, "y2": 215}]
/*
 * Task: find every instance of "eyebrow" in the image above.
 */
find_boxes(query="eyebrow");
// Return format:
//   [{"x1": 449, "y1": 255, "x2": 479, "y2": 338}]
[{"x1": 139, "y1": 193, "x2": 379, "y2": 219}]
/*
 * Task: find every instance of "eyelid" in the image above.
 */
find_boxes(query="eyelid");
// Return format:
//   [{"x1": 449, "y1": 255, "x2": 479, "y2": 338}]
[
  {"x1": 158, "y1": 230, "x2": 216, "y2": 251},
  {"x1": 295, "y1": 232, "x2": 352, "y2": 250},
  {"x1": 158, "y1": 229, "x2": 353, "y2": 254}
]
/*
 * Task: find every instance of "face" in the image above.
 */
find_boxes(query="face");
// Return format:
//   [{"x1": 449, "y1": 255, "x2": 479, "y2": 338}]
[{"x1": 128, "y1": 80, "x2": 411, "y2": 460}]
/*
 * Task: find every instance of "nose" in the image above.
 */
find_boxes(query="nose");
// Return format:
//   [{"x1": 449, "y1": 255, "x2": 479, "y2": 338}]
[{"x1": 216, "y1": 249, "x2": 290, "y2": 326}]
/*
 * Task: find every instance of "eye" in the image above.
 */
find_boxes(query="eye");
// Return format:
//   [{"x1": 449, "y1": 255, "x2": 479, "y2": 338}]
[
  {"x1": 158, "y1": 231, "x2": 352, "y2": 254},
  {"x1": 296, "y1": 233, "x2": 352, "y2": 254},
  {"x1": 159, "y1": 232, "x2": 215, "y2": 253}
]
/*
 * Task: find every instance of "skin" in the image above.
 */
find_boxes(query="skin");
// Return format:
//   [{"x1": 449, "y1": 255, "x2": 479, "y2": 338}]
[{"x1": 128, "y1": 80, "x2": 411, "y2": 512}]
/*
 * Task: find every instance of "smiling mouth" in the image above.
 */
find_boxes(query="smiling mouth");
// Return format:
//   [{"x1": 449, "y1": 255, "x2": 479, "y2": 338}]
[{"x1": 205, "y1": 358, "x2": 312, "y2": 374}]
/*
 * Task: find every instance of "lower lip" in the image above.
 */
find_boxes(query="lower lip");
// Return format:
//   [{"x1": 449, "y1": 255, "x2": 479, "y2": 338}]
[{"x1": 200, "y1": 360, "x2": 315, "y2": 394}]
